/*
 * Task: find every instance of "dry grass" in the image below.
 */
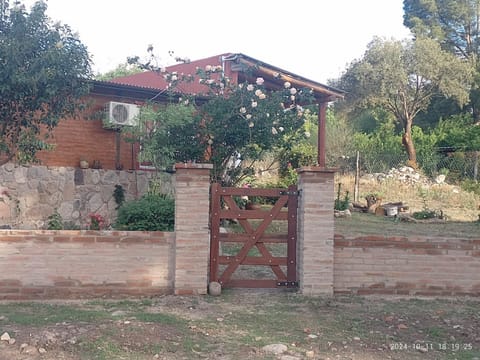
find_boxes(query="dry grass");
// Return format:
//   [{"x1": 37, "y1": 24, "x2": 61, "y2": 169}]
[{"x1": 336, "y1": 174, "x2": 480, "y2": 222}]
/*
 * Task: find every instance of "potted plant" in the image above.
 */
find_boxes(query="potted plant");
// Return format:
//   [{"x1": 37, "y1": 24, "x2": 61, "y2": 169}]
[{"x1": 79, "y1": 158, "x2": 89, "y2": 169}]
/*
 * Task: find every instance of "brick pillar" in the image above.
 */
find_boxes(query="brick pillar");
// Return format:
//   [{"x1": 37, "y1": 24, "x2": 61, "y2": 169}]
[
  {"x1": 297, "y1": 166, "x2": 336, "y2": 295},
  {"x1": 174, "y1": 163, "x2": 213, "y2": 295}
]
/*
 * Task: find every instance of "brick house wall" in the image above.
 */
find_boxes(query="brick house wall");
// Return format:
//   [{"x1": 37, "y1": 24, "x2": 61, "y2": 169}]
[{"x1": 37, "y1": 95, "x2": 141, "y2": 171}]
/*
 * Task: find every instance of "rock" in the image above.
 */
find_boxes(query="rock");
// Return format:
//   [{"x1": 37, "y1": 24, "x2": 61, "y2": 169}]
[
  {"x1": 262, "y1": 343, "x2": 288, "y2": 355},
  {"x1": 208, "y1": 281, "x2": 222, "y2": 296},
  {"x1": 111, "y1": 310, "x2": 128, "y2": 317},
  {"x1": 0, "y1": 332, "x2": 10, "y2": 341},
  {"x1": 305, "y1": 350, "x2": 315, "y2": 358},
  {"x1": 307, "y1": 334, "x2": 318, "y2": 339},
  {"x1": 20, "y1": 344, "x2": 38, "y2": 354},
  {"x1": 334, "y1": 209, "x2": 351, "y2": 218},
  {"x1": 353, "y1": 336, "x2": 361, "y2": 341},
  {"x1": 38, "y1": 347, "x2": 47, "y2": 354},
  {"x1": 8, "y1": 338, "x2": 15, "y2": 345},
  {"x1": 279, "y1": 355, "x2": 301, "y2": 360},
  {"x1": 435, "y1": 174, "x2": 446, "y2": 184}
]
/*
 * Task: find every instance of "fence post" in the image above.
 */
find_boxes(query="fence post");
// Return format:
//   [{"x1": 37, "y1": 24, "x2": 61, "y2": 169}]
[
  {"x1": 296, "y1": 166, "x2": 336, "y2": 295},
  {"x1": 173, "y1": 163, "x2": 213, "y2": 295}
]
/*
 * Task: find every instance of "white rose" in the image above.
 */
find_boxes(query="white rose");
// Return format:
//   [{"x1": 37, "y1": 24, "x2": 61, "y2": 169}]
[
  {"x1": 240, "y1": 107, "x2": 247, "y2": 114},
  {"x1": 271, "y1": 127, "x2": 278, "y2": 135},
  {"x1": 255, "y1": 89, "x2": 263, "y2": 97},
  {"x1": 284, "y1": 81, "x2": 291, "y2": 88},
  {"x1": 290, "y1": 87, "x2": 297, "y2": 95},
  {"x1": 258, "y1": 93, "x2": 266, "y2": 100},
  {"x1": 205, "y1": 65, "x2": 212, "y2": 72},
  {"x1": 251, "y1": 101, "x2": 257, "y2": 108},
  {"x1": 256, "y1": 77, "x2": 264, "y2": 85},
  {"x1": 246, "y1": 114, "x2": 252, "y2": 120},
  {"x1": 248, "y1": 121, "x2": 254, "y2": 128}
]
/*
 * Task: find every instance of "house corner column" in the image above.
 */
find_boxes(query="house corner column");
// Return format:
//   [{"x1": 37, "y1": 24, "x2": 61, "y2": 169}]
[
  {"x1": 296, "y1": 166, "x2": 336, "y2": 295},
  {"x1": 173, "y1": 163, "x2": 213, "y2": 295}
]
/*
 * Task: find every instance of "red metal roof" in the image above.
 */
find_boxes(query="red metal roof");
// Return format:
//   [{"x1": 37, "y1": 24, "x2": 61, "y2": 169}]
[{"x1": 107, "y1": 53, "x2": 345, "y2": 101}]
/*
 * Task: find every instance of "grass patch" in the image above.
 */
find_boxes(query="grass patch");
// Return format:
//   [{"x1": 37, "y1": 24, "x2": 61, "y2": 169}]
[
  {"x1": 132, "y1": 312, "x2": 186, "y2": 326},
  {"x1": 0, "y1": 302, "x2": 109, "y2": 326},
  {"x1": 79, "y1": 336, "x2": 127, "y2": 360}
]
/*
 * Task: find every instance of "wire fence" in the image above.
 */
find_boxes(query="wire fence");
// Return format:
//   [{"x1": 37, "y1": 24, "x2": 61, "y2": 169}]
[{"x1": 332, "y1": 150, "x2": 479, "y2": 183}]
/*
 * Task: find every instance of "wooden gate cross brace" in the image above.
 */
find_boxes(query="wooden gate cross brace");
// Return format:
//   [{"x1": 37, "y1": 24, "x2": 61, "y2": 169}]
[{"x1": 219, "y1": 194, "x2": 289, "y2": 284}]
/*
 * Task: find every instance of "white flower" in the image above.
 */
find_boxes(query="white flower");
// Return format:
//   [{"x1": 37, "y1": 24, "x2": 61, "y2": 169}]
[
  {"x1": 246, "y1": 114, "x2": 252, "y2": 120},
  {"x1": 171, "y1": 75, "x2": 178, "y2": 81},
  {"x1": 199, "y1": 79, "x2": 204, "y2": 84},
  {"x1": 240, "y1": 107, "x2": 247, "y2": 114},
  {"x1": 272, "y1": 72, "x2": 280, "y2": 78},
  {"x1": 271, "y1": 127, "x2": 278, "y2": 135},
  {"x1": 206, "y1": 79, "x2": 215, "y2": 85},
  {"x1": 256, "y1": 77, "x2": 264, "y2": 85},
  {"x1": 255, "y1": 89, "x2": 263, "y2": 97},
  {"x1": 279, "y1": 126, "x2": 284, "y2": 132},
  {"x1": 251, "y1": 101, "x2": 257, "y2": 108},
  {"x1": 247, "y1": 84, "x2": 254, "y2": 91},
  {"x1": 207, "y1": 139, "x2": 213, "y2": 145},
  {"x1": 160, "y1": 67, "x2": 166, "y2": 73},
  {"x1": 290, "y1": 87, "x2": 297, "y2": 95},
  {"x1": 290, "y1": 95, "x2": 296, "y2": 101},
  {"x1": 304, "y1": 131, "x2": 311, "y2": 138},
  {"x1": 258, "y1": 93, "x2": 266, "y2": 100},
  {"x1": 284, "y1": 81, "x2": 291, "y2": 88},
  {"x1": 249, "y1": 121, "x2": 254, "y2": 128},
  {"x1": 205, "y1": 65, "x2": 212, "y2": 72}
]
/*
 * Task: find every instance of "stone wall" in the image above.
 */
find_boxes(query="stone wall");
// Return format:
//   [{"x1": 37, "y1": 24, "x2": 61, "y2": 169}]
[
  {"x1": 334, "y1": 235, "x2": 480, "y2": 296},
  {"x1": 0, "y1": 164, "x2": 173, "y2": 229}
]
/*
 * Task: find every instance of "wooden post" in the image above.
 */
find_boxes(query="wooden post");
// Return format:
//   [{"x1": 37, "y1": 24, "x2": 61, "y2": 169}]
[
  {"x1": 317, "y1": 101, "x2": 328, "y2": 168},
  {"x1": 354, "y1": 151, "x2": 360, "y2": 202}
]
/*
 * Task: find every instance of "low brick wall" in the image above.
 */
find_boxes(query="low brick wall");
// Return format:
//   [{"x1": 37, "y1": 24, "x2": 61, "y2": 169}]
[
  {"x1": 0, "y1": 230, "x2": 174, "y2": 299},
  {"x1": 334, "y1": 235, "x2": 480, "y2": 296}
]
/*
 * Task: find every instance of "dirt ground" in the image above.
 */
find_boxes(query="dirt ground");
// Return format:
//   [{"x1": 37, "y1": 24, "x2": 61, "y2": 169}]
[{"x1": 0, "y1": 290, "x2": 479, "y2": 360}]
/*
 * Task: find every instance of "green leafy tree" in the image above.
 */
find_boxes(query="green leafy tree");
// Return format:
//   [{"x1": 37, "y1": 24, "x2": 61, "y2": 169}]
[
  {"x1": 335, "y1": 36, "x2": 472, "y2": 168},
  {"x1": 403, "y1": 0, "x2": 480, "y2": 117},
  {"x1": 95, "y1": 62, "x2": 143, "y2": 81},
  {"x1": 127, "y1": 56, "x2": 317, "y2": 185},
  {"x1": 0, "y1": 0, "x2": 92, "y2": 165}
]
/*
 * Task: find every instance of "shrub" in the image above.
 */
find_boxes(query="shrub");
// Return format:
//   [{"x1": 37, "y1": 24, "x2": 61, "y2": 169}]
[
  {"x1": 115, "y1": 194, "x2": 174, "y2": 231},
  {"x1": 46, "y1": 210, "x2": 63, "y2": 230}
]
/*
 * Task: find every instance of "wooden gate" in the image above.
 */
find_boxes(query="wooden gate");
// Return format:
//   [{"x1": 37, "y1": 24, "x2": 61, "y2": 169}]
[{"x1": 209, "y1": 183, "x2": 298, "y2": 288}]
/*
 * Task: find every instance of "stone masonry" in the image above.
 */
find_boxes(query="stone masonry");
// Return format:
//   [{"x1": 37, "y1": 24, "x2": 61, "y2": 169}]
[{"x1": 0, "y1": 164, "x2": 173, "y2": 229}]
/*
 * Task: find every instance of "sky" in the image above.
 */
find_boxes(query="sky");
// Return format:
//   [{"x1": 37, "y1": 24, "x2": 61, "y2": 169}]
[{"x1": 23, "y1": 0, "x2": 412, "y2": 84}]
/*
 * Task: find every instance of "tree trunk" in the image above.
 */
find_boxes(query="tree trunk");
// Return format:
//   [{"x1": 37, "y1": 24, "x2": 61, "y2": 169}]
[{"x1": 401, "y1": 118, "x2": 417, "y2": 168}]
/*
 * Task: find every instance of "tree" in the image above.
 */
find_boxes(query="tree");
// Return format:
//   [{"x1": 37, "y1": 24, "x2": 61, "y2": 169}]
[
  {"x1": 127, "y1": 58, "x2": 316, "y2": 185},
  {"x1": 0, "y1": 0, "x2": 92, "y2": 165},
  {"x1": 95, "y1": 62, "x2": 143, "y2": 81},
  {"x1": 335, "y1": 37, "x2": 472, "y2": 168},
  {"x1": 403, "y1": 0, "x2": 480, "y2": 117}
]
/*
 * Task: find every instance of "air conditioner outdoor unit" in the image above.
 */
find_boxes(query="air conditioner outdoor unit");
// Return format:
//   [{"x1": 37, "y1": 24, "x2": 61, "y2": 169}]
[{"x1": 105, "y1": 101, "x2": 139, "y2": 127}]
